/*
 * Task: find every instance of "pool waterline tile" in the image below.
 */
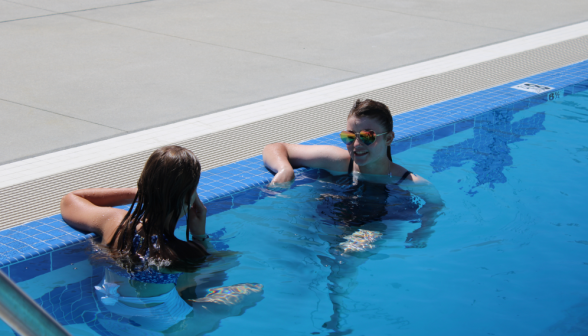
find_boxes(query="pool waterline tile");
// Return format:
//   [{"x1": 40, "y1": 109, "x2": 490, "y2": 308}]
[
  {"x1": 1, "y1": 59, "x2": 588, "y2": 277},
  {"x1": 433, "y1": 124, "x2": 456, "y2": 141}
]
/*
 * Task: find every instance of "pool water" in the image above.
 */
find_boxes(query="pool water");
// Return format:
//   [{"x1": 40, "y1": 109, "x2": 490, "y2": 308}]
[{"x1": 2, "y1": 91, "x2": 588, "y2": 335}]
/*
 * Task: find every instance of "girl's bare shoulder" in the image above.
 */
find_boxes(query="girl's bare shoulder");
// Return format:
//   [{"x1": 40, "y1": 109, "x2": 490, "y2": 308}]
[{"x1": 390, "y1": 162, "x2": 429, "y2": 184}]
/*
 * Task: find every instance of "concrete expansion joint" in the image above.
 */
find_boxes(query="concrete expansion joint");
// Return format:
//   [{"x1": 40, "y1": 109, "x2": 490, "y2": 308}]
[
  {"x1": 0, "y1": 98, "x2": 126, "y2": 132},
  {"x1": 318, "y1": 0, "x2": 521, "y2": 34},
  {"x1": 0, "y1": 0, "x2": 159, "y2": 24}
]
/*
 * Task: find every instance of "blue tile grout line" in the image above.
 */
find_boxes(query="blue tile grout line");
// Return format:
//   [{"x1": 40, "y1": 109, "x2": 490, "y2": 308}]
[{"x1": 1, "y1": 59, "x2": 588, "y2": 271}]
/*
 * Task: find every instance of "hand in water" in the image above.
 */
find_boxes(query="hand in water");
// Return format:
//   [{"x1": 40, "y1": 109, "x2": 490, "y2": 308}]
[
  {"x1": 269, "y1": 168, "x2": 295, "y2": 188},
  {"x1": 188, "y1": 191, "x2": 207, "y2": 237}
]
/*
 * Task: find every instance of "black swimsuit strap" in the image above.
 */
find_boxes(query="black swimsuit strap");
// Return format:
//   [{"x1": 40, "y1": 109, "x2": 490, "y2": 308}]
[
  {"x1": 395, "y1": 171, "x2": 412, "y2": 185},
  {"x1": 348, "y1": 158, "x2": 354, "y2": 175},
  {"x1": 349, "y1": 158, "x2": 411, "y2": 184}
]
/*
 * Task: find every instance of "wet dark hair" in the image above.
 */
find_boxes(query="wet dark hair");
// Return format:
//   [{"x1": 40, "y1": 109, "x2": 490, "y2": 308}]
[
  {"x1": 348, "y1": 99, "x2": 393, "y2": 160},
  {"x1": 109, "y1": 145, "x2": 207, "y2": 271}
]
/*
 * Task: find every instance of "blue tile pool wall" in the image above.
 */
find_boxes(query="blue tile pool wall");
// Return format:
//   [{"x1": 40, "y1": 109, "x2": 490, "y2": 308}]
[
  {"x1": 1, "y1": 59, "x2": 588, "y2": 280},
  {"x1": 33, "y1": 264, "x2": 134, "y2": 336},
  {"x1": 0, "y1": 173, "x2": 325, "y2": 279}
]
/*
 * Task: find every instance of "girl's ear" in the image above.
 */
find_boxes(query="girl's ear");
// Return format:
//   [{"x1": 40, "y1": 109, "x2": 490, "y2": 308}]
[{"x1": 386, "y1": 131, "x2": 395, "y2": 146}]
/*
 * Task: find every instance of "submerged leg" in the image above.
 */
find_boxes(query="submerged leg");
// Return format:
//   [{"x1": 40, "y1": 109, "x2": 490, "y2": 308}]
[
  {"x1": 168, "y1": 283, "x2": 264, "y2": 336},
  {"x1": 318, "y1": 226, "x2": 384, "y2": 335}
]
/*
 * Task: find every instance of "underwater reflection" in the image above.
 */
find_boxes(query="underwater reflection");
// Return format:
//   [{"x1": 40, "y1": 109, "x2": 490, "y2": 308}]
[{"x1": 432, "y1": 107, "x2": 546, "y2": 195}]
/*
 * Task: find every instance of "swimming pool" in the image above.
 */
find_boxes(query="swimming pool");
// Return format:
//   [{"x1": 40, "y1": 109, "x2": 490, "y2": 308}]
[{"x1": 1, "y1": 78, "x2": 587, "y2": 335}]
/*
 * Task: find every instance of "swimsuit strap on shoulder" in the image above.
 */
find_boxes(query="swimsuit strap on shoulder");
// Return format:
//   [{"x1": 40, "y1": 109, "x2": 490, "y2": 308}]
[
  {"x1": 348, "y1": 159, "x2": 411, "y2": 184},
  {"x1": 394, "y1": 171, "x2": 412, "y2": 185}
]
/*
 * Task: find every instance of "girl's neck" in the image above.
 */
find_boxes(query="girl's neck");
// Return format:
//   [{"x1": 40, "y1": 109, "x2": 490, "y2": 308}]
[{"x1": 356, "y1": 157, "x2": 391, "y2": 175}]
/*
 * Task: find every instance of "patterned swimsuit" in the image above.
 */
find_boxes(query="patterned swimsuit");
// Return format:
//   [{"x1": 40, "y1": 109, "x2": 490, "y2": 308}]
[{"x1": 109, "y1": 233, "x2": 182, "y2": 284}]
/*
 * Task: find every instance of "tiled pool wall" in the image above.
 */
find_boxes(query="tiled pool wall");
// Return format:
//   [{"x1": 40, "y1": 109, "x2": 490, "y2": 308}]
[{"x1": 2, "y1": 59, "x2": 588, "y2": 280}]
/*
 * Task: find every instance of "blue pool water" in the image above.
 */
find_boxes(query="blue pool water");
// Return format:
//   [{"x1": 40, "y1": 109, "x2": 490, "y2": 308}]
[{"x1": 2, "y1": 90, "x2": 588, "y2": 335}]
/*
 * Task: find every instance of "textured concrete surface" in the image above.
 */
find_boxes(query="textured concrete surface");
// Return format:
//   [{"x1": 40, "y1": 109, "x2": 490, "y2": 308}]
[{"x1": 1, "y1": 0, "x2": 588, "y2": 164}]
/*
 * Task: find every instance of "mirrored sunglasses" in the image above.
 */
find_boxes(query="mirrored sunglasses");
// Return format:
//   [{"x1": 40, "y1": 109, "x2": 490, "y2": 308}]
[{"x1": 340, "y1": 130, "x2": 387, "y2": 146}]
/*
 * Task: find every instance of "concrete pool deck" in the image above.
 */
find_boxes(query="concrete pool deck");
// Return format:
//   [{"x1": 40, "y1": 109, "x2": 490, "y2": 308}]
[{"x1": 2, "y1": 0, "x2": 588, "y2": 164}]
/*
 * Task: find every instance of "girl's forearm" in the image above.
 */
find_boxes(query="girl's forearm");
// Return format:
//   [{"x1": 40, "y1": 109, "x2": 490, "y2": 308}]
[
  {"x1": 70, "y1": 188, "x2": 138, "y2": 207},
  {"x1": 262, "y1": 143, "x2": 294, "y2": 173}
]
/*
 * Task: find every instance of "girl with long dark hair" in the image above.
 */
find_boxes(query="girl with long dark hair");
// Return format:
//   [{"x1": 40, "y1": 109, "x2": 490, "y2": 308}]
[{"x1": 61, "y1": 145, "x2": 262, "y2": 334}]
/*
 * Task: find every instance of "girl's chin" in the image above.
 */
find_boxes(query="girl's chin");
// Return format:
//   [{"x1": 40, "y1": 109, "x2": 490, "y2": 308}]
[{"x1": 353, "y1": 154, "x2": 369, "y2": 164}]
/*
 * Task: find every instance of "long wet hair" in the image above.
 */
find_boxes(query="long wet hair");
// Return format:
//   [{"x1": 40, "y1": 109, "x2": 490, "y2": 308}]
[
  {"x1": 348, "y1": 99, "x2": 393, "y2": 161},
  {"x1": 108, "y1": 145, "x2": 207, "y2": 271}
]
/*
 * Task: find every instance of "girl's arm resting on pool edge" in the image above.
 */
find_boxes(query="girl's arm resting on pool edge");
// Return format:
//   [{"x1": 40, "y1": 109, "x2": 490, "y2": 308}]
[
  {"x1": 262, "y1": 143, "x2": 348, "y2": 184},
  {"x1": 60, "y1": 188, "x2": 137, "y2": 243}
]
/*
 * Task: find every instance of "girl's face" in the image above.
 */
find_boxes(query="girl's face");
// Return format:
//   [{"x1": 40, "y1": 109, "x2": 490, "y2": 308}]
[{"x1": 346, "y1": 116, "x2": 393, "y2": 167}]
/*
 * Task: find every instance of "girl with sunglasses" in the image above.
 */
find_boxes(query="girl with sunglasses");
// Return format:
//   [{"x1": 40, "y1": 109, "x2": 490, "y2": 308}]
[
  {"x1": 263, "y1": 99, "x2": 444, "y2": 247},
  {"x1": 264, "y1": 99, "x2": 443, "y2": 332},
  {"x1": 60, "y1": 145, "x2": 262, "y2": 334},
  {"x1": 263, "y1": 98, "x2": 443, "y2": 242},
  {"x1": 265, "y1": 99, "x2": 427, "y2": 185}
]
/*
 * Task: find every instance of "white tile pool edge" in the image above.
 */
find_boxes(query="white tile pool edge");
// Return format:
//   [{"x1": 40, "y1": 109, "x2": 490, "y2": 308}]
[{"x1": 1, "y1": 20, "x2": 588, "y2": 189}]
